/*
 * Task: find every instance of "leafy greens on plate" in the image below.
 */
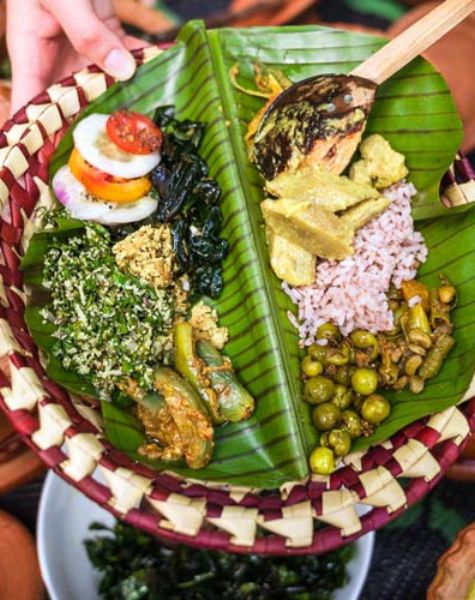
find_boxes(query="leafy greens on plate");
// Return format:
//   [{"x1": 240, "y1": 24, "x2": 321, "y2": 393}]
[{"x1": 85, "y1": 520, "x2": 354, "y2": 600}]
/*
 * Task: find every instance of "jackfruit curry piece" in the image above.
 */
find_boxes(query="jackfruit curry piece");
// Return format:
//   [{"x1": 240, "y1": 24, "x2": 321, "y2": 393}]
[
  {"x1": 259, "y1": 135, "x2": 406, "y2": 285},
  {"x1": 24, "y1": 107, "x2": 255, "y2": 471}
]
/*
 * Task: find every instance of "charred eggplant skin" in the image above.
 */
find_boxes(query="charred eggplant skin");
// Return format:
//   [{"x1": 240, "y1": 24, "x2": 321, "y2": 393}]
[
  {"x1": 252, "y1": 75, "x2": 375, "y2": 180},
  {"x1": 196, "y1": 339, "x2": 255, "y2": 422},
  {"x1": 174, "y1": 322, "x2": 222, "y2": 423},
  {"x1": 153, "y1": 367, "x2": 213, "y2": 469}
]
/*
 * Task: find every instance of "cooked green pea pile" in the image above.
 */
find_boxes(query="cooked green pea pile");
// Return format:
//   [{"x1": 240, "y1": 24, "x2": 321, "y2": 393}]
[{"x1": 303, "y1": 277, "x2": 456, "y2": 475}]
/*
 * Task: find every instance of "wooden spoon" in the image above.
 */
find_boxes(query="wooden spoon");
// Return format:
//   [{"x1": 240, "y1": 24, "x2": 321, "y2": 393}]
[{"x1": 253, "y1": 0, "x2": 475, "y2": 181}]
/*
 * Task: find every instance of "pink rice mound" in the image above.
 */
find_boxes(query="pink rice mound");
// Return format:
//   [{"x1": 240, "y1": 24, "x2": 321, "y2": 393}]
[{"x1": 283, "y1": 181, "x2": 428, "y2": 345}]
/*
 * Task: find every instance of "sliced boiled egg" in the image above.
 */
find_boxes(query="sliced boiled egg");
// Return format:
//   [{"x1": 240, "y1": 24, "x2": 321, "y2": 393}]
[
  {"x1": 73, "y1": 114, "x2": 160, "y2": 179},
  {"x1": 68, "y1": 148, "x2": 152, "y2": 203},
  {"x1": 52, "y1": 165, "x2": 158, "y2": 225}
]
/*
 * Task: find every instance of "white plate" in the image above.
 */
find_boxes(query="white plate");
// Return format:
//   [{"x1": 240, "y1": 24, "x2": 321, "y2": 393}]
[{"x1": 38, "y1": 472, "x2": 374, "y2": 600}]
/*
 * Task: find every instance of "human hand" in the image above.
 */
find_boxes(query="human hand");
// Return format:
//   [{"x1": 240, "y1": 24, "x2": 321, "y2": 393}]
[{"x1": 7, "y1": 0, "x2": 141, "y2": 112}]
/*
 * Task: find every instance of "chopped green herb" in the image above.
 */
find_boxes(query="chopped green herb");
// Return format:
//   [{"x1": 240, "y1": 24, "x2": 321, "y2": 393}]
[{"x1": 41, "y1": 223, "x2": 174, "y2": 399}]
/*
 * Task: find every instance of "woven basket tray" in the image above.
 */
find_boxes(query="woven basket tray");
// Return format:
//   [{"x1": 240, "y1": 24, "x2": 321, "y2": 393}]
[{"x1": 0, "y1": 47, "x2": 475, "y2": 555}]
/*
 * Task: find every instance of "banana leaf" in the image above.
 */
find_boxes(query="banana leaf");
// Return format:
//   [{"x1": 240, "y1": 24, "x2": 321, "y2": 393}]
[
  {"x1": 22, "y1": 216, "x2": 98, "y2": 398},
  {"x1": 102, "y1": 402, "x2": 148, "y2": 455},
  {"x1": 27, "y1": 20, "x2": 473, "y2": 487}
]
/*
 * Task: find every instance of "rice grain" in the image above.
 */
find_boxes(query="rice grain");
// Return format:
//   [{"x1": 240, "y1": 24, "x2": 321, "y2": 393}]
[{"x1": 283, "y1": 182, "x2": 428, "y2": 345}]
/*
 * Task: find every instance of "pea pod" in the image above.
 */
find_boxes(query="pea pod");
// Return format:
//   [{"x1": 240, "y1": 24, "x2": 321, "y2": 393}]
[
  {"x1": 418, "y1": 335, "x2": 455, "y2": 380},
  {"x1": 387, "y1": 304, "x2": 408, "y2": 336},
  {"x1": 429, "y1": 289, "x2": 452, "y2": 328},
  {"x1": 406, "y1": 304, "x2": 431, "y2": 334},
  {"x1": 154, "y1": 367, "x2": 214, "y2": 469},
  {"x1": 196, "y1": 339, "x2": 255, "y2": 422},
  {"x1": 438, "y1": 285, "x2": 456, "y2": 304},
  {"x1": 174, "y1": 322, "x2": 221, "y2": 423},
  {"x1": 438, "y1": 275, "x2": 456, "y2": 305}
]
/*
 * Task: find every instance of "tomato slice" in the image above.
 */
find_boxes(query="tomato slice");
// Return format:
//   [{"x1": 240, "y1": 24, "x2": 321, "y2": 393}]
[
  {"x1": 106, "y1": 110, "x2": 163, "y2": 155},
  {"x1": 68, "y1": 149, "x2": 152, "y2": 203}
]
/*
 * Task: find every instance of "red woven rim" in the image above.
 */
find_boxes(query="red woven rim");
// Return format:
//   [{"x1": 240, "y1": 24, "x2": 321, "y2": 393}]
[{"x1": 0, "y1": 46, "x2": 474, "y2": 555}]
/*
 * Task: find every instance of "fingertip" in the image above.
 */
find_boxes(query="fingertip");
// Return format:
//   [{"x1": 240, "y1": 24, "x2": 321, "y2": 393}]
[{"x1": 104, "y1": 48, "x2": 136, "y2": 81}]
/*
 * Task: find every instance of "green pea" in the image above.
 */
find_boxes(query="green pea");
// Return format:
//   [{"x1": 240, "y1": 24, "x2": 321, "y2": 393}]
[
  {"x1": 309, "y1": 446, "x2": 335, "y2": 475},
  {"x1": 350, "y1": 329, "x2": 376, "y2": 349},
  {"x1": 303, "y1": 376, "x2": 335, "y2": 405},
  {"x1": 301, "y1": 355, "x2": 323, "y2": 378},
  {"x1": 335, "y1": 365, "x2": 353, "y2": 386},
  {"x1": 308, "y1": 343, "x2": 327, "y2": 362},
  {"x1": 325, "y1": 344, "x2": 350, "y2": 366},
  {"x1": 316, "y1": 323, "x2": 340, "y2": 341},
  {"x1": 331, "y1": 384, "x2": 353, "y2": 410},
  {"x1": 327, "y1": 429, "x2": 352, "y2": 457},
  {"x1": 351, "y1": 368, "x2": 379, "y2": 395},
  {"x1": 312, "y1": 403, "x2": 341, "y2": 431},
  {"x1": 341, "y1": 409, "x2": 362, "y2": 438},
  {"x1": 361, "y1": 394, "x2": 391, "y2": 424}
]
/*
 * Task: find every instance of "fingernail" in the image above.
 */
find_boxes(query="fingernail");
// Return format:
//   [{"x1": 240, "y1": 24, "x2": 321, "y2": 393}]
[{"x1": 104, "y1": 48, "x2": 136, "y2": 81}]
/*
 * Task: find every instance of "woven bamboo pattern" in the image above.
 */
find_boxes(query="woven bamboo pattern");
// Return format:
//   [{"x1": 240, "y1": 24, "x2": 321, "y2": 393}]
[{"x1": 0, "y1": 48, "x2": 474, "y2": 554}]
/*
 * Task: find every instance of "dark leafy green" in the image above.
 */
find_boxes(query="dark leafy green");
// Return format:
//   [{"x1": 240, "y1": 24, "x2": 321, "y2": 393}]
[
  {"x1": 85, "y1": 521, "x2": 354, "y2": 600},
  {"x1": 151, "y1": 106, "x2": 229, "y2": 299},
  {"x1": 85, "y1": 106, "x2": 229, "y2": 301}
]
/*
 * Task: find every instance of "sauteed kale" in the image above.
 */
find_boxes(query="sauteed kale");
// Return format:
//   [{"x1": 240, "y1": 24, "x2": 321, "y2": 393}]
[
  {"x1": 85, "y1": 521, "x2": 353, "y2": 600},
  {"x1": 151, "y1": 106, "x2": 229, "y2": 299}
]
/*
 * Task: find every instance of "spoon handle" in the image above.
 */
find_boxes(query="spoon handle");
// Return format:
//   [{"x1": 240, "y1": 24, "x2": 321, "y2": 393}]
[{"x1": 351, "y1": 0, "x2": 475, "y2": 84}]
